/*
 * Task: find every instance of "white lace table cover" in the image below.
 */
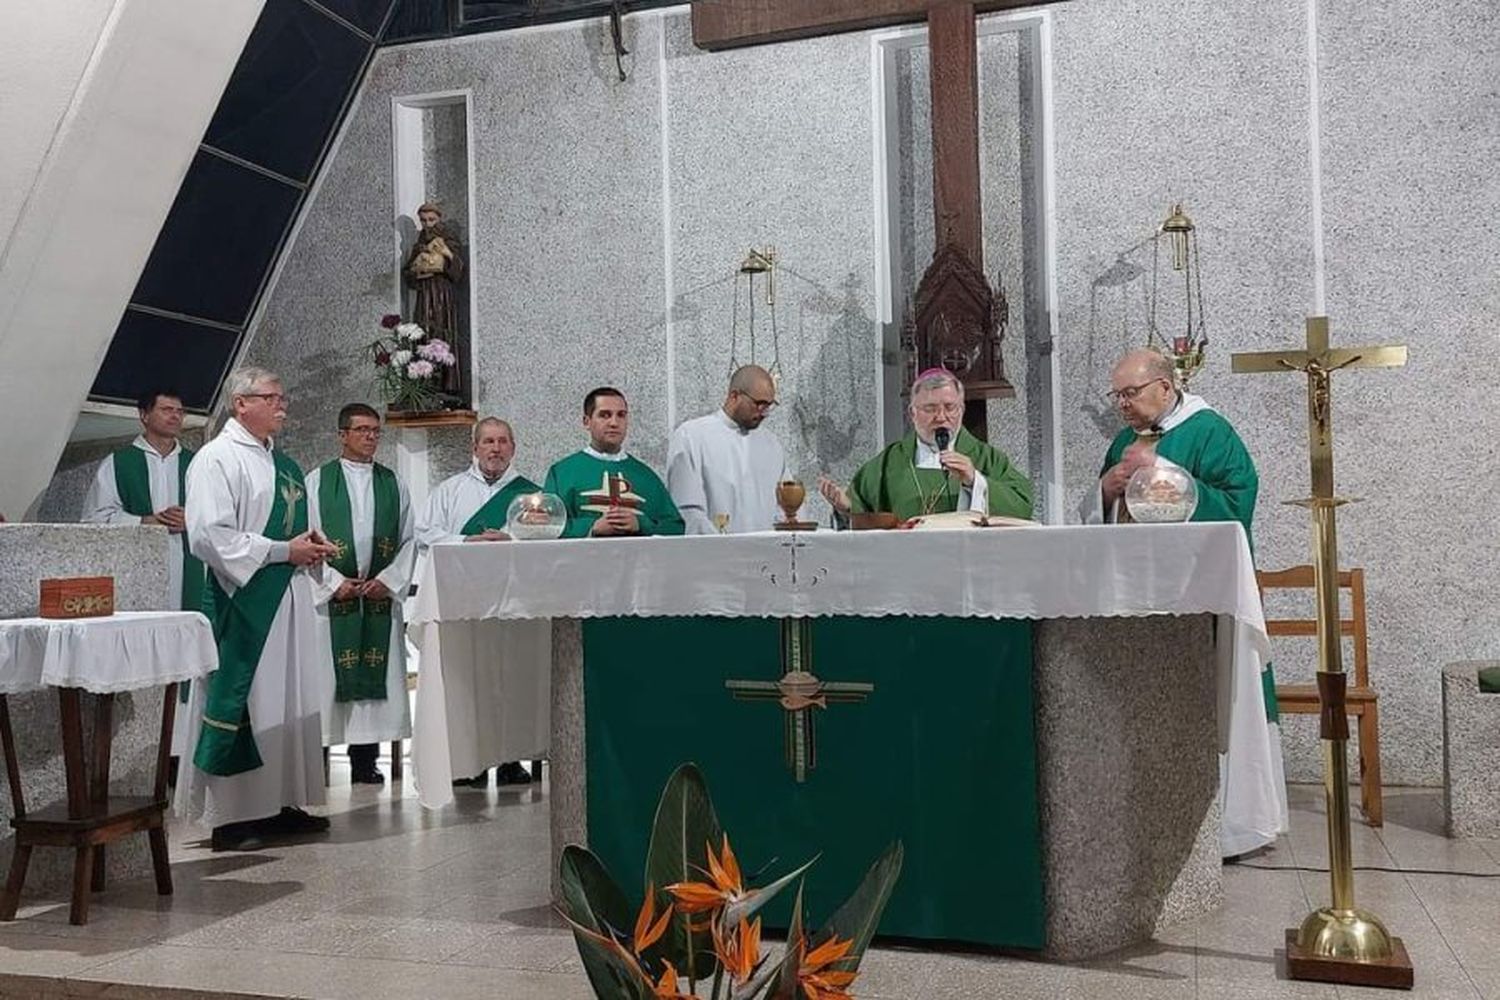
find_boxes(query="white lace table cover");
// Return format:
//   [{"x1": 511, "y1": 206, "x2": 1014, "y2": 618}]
[
  {"x1": 411, "y1": 523, "x2": 1267, "y2": 630},
  {"x1": 0, "y1": 611, "x2": 217, "y2": 694}
]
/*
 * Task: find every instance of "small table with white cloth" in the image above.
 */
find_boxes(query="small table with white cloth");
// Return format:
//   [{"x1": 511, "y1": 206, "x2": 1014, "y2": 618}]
[
  {"x1": 407, "y1": 522, "x2": 1286, "y2": 958},
  {"x1": 0, "y1": 610, "x2": 217, "y2": 924}
]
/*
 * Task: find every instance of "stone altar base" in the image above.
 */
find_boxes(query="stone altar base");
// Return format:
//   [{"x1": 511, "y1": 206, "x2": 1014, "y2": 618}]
[
  {"x1": 0, "y1": 524, "x2": 172, "y2": 896},
  {"x1": 1443, "y1": 660, "x2": 1500, "y2": 838},
  {"x1": 549, "y1": 613, "x2": 1223, "y2": 961}
]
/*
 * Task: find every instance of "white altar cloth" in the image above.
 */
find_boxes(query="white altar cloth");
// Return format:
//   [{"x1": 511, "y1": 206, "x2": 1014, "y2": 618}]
[
  {"x1": 408, "y1": 524, "x2": 1286, "y2": 854},
  {"x1": 0, "y1": 611, "x2": 217, "y2": 694}
]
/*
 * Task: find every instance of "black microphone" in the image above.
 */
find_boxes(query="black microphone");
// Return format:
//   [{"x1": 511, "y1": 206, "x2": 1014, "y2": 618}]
[{"x1": 934, "y1": 427, "x2": 951, "y2": 451}]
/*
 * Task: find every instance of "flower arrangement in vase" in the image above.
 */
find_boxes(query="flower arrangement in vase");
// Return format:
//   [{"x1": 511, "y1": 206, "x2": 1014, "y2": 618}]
[{"x1": 367, "y1": 313, "x2": 457, "y2": 412}]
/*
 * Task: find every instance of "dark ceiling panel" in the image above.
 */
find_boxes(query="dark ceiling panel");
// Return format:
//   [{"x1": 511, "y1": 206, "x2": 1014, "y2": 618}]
[
  {"x1": 131, "y1": 151, "x2": 300, "y2": 327},
  {"x1": 204, "y1": 0, "x2": 370, "y2": 182},
  {"x1": 315, "y1": 0, "x2": 395, "y2": 35},
  {"x1": 382, "y1": 0, "x2": 451, "y2": 43},
  {"x1": 91, "y1": 312, "x2": 240, "y2": 412}
]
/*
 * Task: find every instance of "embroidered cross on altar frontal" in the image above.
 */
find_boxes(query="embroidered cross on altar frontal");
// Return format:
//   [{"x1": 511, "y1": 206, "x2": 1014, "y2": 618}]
[{"x1": 725, "y1": 617, "x2": 874, "y2": 782}]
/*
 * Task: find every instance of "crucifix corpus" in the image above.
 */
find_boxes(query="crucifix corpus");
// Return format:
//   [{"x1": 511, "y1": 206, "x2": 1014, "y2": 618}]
[
  {"x1": 1232, "y1": 316, "x2": 1413, "y2": 989},
  {"x1": 692, "y1": 0, "x2": 1068, "y2": 440}
]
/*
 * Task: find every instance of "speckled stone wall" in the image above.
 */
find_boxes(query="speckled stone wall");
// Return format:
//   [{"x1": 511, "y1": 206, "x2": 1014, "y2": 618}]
[{"x1": 230, "y1": 1, "x2": 1497, "y2": 785}]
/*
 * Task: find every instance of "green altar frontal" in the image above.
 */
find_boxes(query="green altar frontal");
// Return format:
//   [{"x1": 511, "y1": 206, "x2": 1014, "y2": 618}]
[{"x1": 582, "y1": 615, "x2": 1045, "y2": 949}]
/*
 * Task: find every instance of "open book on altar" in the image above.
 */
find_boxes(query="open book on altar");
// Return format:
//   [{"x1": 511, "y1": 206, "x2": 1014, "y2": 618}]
[{"x1": 905, "y1": 511, "x2": 1034, "y2": 530}]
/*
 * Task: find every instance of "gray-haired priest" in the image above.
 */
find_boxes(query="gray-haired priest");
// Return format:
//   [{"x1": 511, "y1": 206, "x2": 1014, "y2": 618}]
[
  {"x1": 306, "y1": 403, "x2": 415, "y2": 785},
  {"x1": 177, "y1": 367, "x2": 341, "y2": 851},
  {"x1": 415, "y1": 416, "x2": 546, "y2": 788}
]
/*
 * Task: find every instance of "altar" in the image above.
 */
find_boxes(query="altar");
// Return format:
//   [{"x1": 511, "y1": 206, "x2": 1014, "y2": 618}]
[{"x1": 408, "y1": 523, "x2": 1281, "y2": 959}]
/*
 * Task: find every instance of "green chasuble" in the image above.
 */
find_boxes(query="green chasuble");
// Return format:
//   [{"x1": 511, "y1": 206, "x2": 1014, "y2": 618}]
[
  {"x1": 317, "y1": 460, "x2": 400, "y2": 703},
  {"x1": 544, "y1": 451, "x2": 686, "y2": 539},
  {"x1": 460, "y1": 475, "x2": 541, "y2": 535},
  {"x1": 1100, "y1": 404, "x2": 1278, "y2": 721},
  {"x1": 112, "y1": 446, "x2": 206, "y2": 614},
  {"x1": 1100, "y1": 408, "x2": 1259, "y2": 544},
  {"x1": 848, "y1": 428, "x2": 1032, "y2": 520},
  {"x1": 194, "y1": 450, "x2": 307, "y2": 777}
]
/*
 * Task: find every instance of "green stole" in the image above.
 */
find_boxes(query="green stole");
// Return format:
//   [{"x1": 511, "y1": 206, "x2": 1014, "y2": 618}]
[
  {"x1": 460, "y1": 475, "x2": 541, "y2": 535},
  {"x1": 193, "y1": 450, "x2": 307, "y2": 777},
  {"x1": 113, "y1": 446, "x2": 206, "y2": 614},
  {"x1": 317, "y1": 460, "x2": 400, "y2": 703}
]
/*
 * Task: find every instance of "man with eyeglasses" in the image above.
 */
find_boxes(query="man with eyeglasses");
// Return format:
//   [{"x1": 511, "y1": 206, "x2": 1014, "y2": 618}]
[
  {"x1": 305, "y1": 404, "x2": 415, "y2": 786},
  {"x1": 82, "y1": 389, "x2": 208, "y2": 764},
  {"x1": 178, "y1": 367, "x2": 342, "y2": 850},
  {"x1": 666, "y1": 365, "x2": 785, "y2": 534},
  {"x1": 819, "y1": 368, "x2": 1032, "y2": 522},
  {"x1": 1088, "y1": 350, "x2": 1284, "y2": 855},
  {"x1": 1086, "y1": 348, "x2": 1258, "y2": 534}
]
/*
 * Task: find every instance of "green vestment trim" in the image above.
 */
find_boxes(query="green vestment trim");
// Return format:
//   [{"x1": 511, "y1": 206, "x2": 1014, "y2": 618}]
[
  {"x1": 318, "y1": 460, "x2": 400, "y2": 703},
  {"x1": 460, "y1": 475, "x2": 541, "y2": 536},
  {"x1": 192, "y1": 450, "x2": 308, "y2": 777},
  {"x1": 1478, "y1": 665, "x2": 1500, "y2": 694},
  {"x1": 848, "y1": 428, "x2": 1032, "y2": 520}
]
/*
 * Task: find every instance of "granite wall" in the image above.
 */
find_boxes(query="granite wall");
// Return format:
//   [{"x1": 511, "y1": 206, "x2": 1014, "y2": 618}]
[{"x1": 228, "y1": 2, "x2": 1500, "y2": 786}]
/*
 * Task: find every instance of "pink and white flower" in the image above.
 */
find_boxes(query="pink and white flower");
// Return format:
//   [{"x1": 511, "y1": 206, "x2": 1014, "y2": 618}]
[
  {"x1": 417, "y1": 339, "x2": 456, "y2": 366},
  {"x1": 395, "y1": 322, "x2": 425, "y2": 342},
  {"x1": 390, "y1": 349, "x2": 413, "y2": 367},
  {"x1": 407, "y1": 359, "x2": 435, "y2": 379}
]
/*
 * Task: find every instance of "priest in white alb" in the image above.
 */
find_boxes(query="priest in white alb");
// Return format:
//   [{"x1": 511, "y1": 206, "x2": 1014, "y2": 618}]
[
  {"x1": 413, "y1": 417, "x2": 548, "y2": 792},
  {"x1": 666, "y1": 365, "x2": 784, "y2": 534},
  {"x1": 306, "y1": 403, "x2": 415, "y2": 785},
  {"x1": 177, "y1": 367, "x2": 341, "y2": 850},
  {"x1": 81, "y1": 388, "x2": 206, "y2": 761}
]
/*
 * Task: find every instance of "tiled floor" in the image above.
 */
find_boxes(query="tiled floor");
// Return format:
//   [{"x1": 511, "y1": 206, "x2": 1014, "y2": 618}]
[{"x1": 0, "y1": 772, "x2": 1496, "y2": 999}]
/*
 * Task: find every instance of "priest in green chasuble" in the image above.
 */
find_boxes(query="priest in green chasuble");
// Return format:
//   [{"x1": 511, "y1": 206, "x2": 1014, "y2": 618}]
[
  {"x1": 544, "y1": 387, "x2": 685, "y2": 539},
  {"x1": 1086, "y1": 349, "x2": 1258, "y2": 533},
  {"x1": 176, "y1": 367, "x2": 341, "y2": 851},
  {"x1": 305, "y1": 404, "x2": 415, "y2": 785},
  {"x1": 818, "y1": 368, "x2": 1033, "y2": 522},
  {"x1": 1084, "y1": 348, "x2": 1287, "y2": 855},
  {"x1": 82, "y1": 389, "x2": 206, "y2": 758},
  {"x1": 415, "y1": 415, "x2": 543, "y2": 787}
]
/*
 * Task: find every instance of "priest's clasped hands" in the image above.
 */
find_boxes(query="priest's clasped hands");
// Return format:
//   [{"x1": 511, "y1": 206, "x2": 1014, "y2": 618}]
[
  {"x1": 590, "y1": 507, "x2": 640, "y2": 536},
  {"x1": 1100, "y1": 440, "x2": 1157, "y2": 507},
  {"x1": 288, "y1": 529, "x2": 342, "y2": 566},
  {"x1": 143, "y1": 505, "x2": 186, "y2": 534},
  {"x1": 331, "y1": 577, "x2": 393, "y2": 601}
]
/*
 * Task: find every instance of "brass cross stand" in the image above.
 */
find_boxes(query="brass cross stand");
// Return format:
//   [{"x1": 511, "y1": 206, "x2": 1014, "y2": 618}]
[{"x1": 1232, "y1": 316, "x2": 1413, "y2": 988}]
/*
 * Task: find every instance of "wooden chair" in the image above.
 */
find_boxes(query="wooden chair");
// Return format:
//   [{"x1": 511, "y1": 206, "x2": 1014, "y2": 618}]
[{"x1": 1256, "y1": 565, "x2": 1383, "y2": 826}]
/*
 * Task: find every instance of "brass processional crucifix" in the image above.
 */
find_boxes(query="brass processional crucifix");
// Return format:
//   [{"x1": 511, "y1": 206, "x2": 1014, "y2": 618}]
[{"x1": 1231, "y1": 317, "x2": 1412, "y2": 986}]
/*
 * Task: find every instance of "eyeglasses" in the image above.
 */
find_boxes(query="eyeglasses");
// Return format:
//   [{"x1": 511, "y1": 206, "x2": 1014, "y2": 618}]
[
  {"x1": 914, "y1": 402, "x2": 963, "y2": 417},
  {"x1": 746, "y1": 395, "x2": 778, "y2": 411},
  {"x1": 242, "y1": 392, "x2": 289, "y2": 405},
  {"x1": 342, "y1": 426, "x2": 382, "y2": 437},
  {"x1": 1104, "y1": 379, "x2": 1166, "y2": 404}
]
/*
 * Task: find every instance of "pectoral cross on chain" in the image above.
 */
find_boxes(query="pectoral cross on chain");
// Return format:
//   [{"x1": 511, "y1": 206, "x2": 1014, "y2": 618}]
[{"x1": 725, "y1": 618, "x2": 872, "y2": 783}]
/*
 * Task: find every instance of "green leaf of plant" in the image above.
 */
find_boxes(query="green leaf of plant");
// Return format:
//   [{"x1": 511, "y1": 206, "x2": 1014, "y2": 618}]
[
  {"x1": 719, "y1": 854, "x2": 819, "y2": 930},
  {"x1": 643, "y1": 763, "x2": 724, "y2": 981},
  {"x1": 557, "y1": 910, "x2": 658, "y2": 1000},
  {"x1": 813, "y1": 840, "x2": 905, "y2": 971},
  {"x1": 558, "y1": 845, "x2": 638, "y2": 997},
  {"x1": 768, "y1": 882, "x2": 806, "y2": 1000}
]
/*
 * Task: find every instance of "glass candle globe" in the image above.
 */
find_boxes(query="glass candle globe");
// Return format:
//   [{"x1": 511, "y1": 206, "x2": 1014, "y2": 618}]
[
  {"x1": 1124, "y1": 461, "x2": 1199, "y2": 523},
  {"x1": 505, "y1": 492, "x2": 567, "y2": 540}
]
